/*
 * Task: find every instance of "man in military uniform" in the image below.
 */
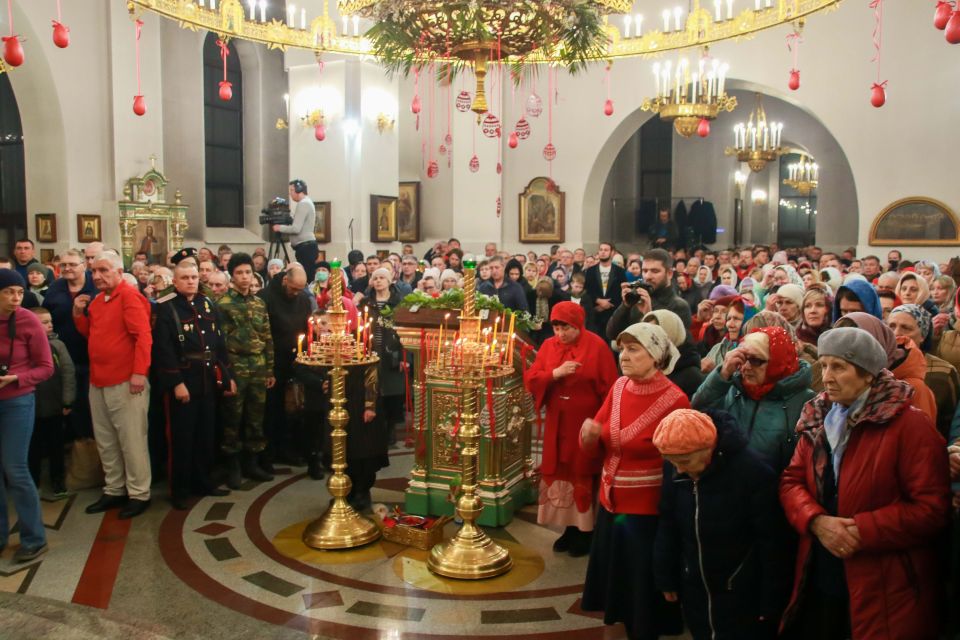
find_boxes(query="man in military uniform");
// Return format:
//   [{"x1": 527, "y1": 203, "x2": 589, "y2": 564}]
[
  {"x1": 153, "y1": 261, "x2": 236, "y2": 509},
  {"x1": 216, "y1": 253, "x2": 275, "y2": 487}
]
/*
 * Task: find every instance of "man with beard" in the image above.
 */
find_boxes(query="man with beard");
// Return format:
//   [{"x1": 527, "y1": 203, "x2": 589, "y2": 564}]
[
  {"x1": 583, "y1": 242, "x2": 627, "y2": 337},
  {"x1": 606, "y1": 248, "x2": 693, "y2": 339}
]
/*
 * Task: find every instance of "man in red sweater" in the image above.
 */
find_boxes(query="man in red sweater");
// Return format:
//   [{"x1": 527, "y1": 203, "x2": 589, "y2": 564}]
[{"x1": 73, "y1": 251, "x2": 153, "y2": 519}]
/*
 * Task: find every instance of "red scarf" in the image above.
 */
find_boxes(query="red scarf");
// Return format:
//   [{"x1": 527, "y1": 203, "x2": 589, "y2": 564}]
[{"x1": 741, "y1": 326, "x2": 799, "y2": 401}]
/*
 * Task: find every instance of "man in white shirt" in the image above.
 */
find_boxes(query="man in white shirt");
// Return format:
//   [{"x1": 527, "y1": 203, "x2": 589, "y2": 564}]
[{"x1": 272, "y1": 179, "x2": 318, "y2": 280}]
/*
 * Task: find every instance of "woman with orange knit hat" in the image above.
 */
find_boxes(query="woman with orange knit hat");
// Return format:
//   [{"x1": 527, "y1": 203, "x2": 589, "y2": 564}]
[
  {"x1": 652, "y1": 408, "x2": 792, "y2": 640},
  {"x1": 524, "y1": 301, "x2": 618, "y2": 556}
]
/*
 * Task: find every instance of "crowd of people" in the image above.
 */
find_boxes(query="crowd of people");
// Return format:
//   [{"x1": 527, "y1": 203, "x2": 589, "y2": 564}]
[{"x1": 0, "y1": 204, "x2": 958, "y2": 638}]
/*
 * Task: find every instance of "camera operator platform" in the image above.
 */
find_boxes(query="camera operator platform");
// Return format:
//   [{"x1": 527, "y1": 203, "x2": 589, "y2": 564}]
[{"x1": 272, "y1": 179, "x2": 318, "y2": 281}]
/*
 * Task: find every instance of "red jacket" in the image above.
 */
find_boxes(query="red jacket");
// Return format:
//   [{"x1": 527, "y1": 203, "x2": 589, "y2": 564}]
[
  {"x1": 779, "y1": 373, "x2": 950, "y2": 639},
  {"x1": 74, "y1": 281, "x2": 152, "y2": 387}
]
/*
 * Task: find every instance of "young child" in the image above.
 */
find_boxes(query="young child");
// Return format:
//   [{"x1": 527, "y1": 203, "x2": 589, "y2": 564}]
[
  {"x1": 28, "y1": 307, "x2": 75, "y2": 497},
  {"x1": 568, "y1": 272, "x2": 596, "y2": 335}
]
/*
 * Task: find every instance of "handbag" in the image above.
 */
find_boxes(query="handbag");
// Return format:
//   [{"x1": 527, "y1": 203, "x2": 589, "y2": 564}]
[
  {"x1": 65, "y1": 437, "x2": 105, "y2": 491},
  {"x1": 284, "y1": 379, "x2": 305, "y2": 414}
]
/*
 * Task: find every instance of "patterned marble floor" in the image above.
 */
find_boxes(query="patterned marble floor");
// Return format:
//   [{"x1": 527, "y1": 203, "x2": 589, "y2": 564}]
[{"x1": 1, "y1": 444, "x2": 687, "y2": 639}]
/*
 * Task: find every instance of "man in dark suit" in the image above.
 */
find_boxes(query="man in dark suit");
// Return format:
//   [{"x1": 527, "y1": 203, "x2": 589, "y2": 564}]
[{"x1": 583, "y1": 242, "x2": 626, "y2": 338}]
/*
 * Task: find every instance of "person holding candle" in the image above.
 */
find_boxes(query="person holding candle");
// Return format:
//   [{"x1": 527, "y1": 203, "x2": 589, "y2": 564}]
[
  {"x1": 579, "y1": 322, "x2": 690, "y2": 639},
  {"x1": 524, "y1": 302, "x2": 618, "y2": 556}
]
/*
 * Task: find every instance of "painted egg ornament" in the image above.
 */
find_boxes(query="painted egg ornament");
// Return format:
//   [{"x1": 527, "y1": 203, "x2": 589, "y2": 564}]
[
  {"x1": 3, "y1": 36, "x2": 24, "y2": 67},
  {"x1": 52, "y1": 21, "x2": 70, "y2": 48},
  {"x1": 788, "y1": 69, "x2": 800, "y2": 91}
]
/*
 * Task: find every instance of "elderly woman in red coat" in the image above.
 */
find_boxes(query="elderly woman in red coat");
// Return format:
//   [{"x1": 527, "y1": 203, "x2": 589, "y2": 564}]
[
  {"x1": 780, "y1": 327, "x2": 951, "y2": 640},
  {"x1": 524, "y1": 301, "x2": 618, "y2": 556}
]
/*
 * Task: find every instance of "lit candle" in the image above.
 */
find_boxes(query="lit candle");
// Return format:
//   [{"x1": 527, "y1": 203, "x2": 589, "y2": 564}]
[
  {"x1": 635, "y1": 14, "x2": 643, "y2": 36},
  {"x1": 623, "y1": 15, "x2": 632, "y2": 38},
  {"x1": 777, "y1": 122, "x2": 783, "y2": 148},
  {"x1": 765, "y1": 0, "x2": 772, "y2": 7},
  {"x1": 356, "y1": 314, "x2": 362, "y2": 359},
  {"x1": 727, "y1": 0, "x2": 734, "y2": 19},
  {"x1": 652, "y1": 62, "x2": 661, "y2": 97},
  {"x1": 287, "y1": 3, "x2": 295, "y2": 27},
  {"x1": 506, "y1": 314, "x2": 516, "y2": 365},
  {"x1": 301, "y1": 7, "x2": 306, "y2": 29},
  {"x1": 297, "y1": 334, "x2": 304, "y2": 356},
  {"x1": 673, "y1": 6, "x2": 683, "y2": 31},
  {"x1": 714, "y1": 0, "x2": 722, "y2": 22},
  {"x1": 754, "y1": 0, "x2": 761, "y2": 10},
  {"x1": 718, "y1": 63, "x2": 728, "y2": 97},
  {"x1": 259, "y1": 0, "x2": 266, "y2": 22},
  {"x1": 210, "y1": 0, "x2": 216, "y2": 9},
  {"x1": 247, "y1": 0, "x2": 256, "y2": 20},
  {"x1": 662, "y1": 9, "x2": 671, "y2": 32},
  {"x1": 342, "y1": 15, "x2": 348, "y2": 34},
  {"x1": 352, "y1": 15, "x2": 359, "y2": 36},
  {"x1": 199, "y1": 0, "x2": 206, "y2": 8},
  {"x1": 813, "y1": 164, "x2": 819, "y2": 181}
]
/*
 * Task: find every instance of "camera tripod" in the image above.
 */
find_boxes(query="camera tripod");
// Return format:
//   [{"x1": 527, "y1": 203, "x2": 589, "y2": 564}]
[{"x1": 268, "y1": 231, "x2": 291, "y2": 263}]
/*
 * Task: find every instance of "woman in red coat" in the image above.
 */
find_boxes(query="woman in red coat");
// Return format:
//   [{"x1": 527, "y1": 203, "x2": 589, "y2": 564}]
[
  {"x1": 524, "y1": 301, "x2": 618, "y2": 556},
  {"x1": 780, "y1": 327, "x2": 951, "y2": 640}
]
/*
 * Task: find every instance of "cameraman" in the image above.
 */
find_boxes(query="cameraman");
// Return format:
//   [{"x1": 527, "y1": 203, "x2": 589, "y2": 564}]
[
  {"x1": 606, "y1": 249, "x2": 693, "y2": 341},
  {"x1": 272, "y1": 179, "x2": 318, "y2": 281}
]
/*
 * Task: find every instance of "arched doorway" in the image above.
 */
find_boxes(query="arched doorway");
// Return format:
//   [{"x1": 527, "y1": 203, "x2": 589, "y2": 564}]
[{"x1": 0, "y1": 72, "x2": 26, "y2": 251}]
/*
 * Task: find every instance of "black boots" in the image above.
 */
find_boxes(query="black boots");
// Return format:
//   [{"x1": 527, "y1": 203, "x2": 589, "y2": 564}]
[
  {"x1": 553, "y1": 526, "x2": 577, "y2": 552},
  {"x1": 226, "y1": 455, "x2": 243, "y2": 490},
  {"x1": 241, "y1": 451, "x2": 273, "y2": 482},
  {"x1": 553, "y1": 527, "x2": 592, "y2": 557},
  {"x1": 307, "y1": 454, "x2": 324, "y2": 481}
]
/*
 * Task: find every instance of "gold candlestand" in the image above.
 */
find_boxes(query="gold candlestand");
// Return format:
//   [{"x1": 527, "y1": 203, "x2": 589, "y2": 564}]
[
  {"x1": 299, "y1": 260, "x2": 381, "y2": 550},
  {"x1": 426, "y1": 260, "x2": 514, "y2": 579}
]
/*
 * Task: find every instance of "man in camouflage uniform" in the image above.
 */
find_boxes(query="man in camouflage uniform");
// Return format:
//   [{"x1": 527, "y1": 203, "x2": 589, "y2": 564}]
[{"x1": 216, "y1": 253, "x2": 275, "y2": 487}]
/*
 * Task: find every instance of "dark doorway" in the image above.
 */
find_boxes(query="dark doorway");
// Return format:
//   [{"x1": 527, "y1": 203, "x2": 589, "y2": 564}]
[
  {"x1": 0, "y1": 73, "x2": 26, "y2": 253},
  {"x1": 203, "y1": 33, "x2": 244, "y2": 228}
]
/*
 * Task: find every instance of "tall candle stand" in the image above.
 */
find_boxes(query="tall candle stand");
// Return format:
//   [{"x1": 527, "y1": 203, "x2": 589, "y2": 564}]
[
  {"x1": 426, "y1": 260, "x2": 514, "y2": 579},
  {"x1": 299, "y1": 259, "x2": 381, "y2": 550}
]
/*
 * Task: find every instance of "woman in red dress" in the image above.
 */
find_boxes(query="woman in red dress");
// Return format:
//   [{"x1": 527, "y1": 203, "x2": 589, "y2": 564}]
[
  {"x1": 525, "y1": 302, "x2": 618, "y2": 556},
  {"x1": 579, "y1": 322, "x2": 690, "y2": 639}
]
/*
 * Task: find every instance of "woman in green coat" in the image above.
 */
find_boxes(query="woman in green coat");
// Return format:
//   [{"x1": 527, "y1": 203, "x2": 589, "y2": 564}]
[{"x1": 692, "y1": 326, "x2": 814, "y2": 472}]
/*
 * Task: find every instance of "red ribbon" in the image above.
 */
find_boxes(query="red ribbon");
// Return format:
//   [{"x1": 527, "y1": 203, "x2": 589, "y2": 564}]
[
  {"x1": 786, "y1": 31, "x2": 802, "y2": 70},
  {"x1": 416, "y1": 329, "x2": 427, "y2": 458},
  {"x1": 135, "y1": 19, "x2": 143, "y2": 95},
  {"x1": 6, "y1": 0, "x2": 13, "y2": 37},
  {"x1": 216, "y1": 39, "x2": 230, "y2": 82},
  {"x1": 486, "y1": 379, "x2": 497, "y2": 440},
  {"x1": 869, "y1": 0, "x2": 885, "y2": 84}
]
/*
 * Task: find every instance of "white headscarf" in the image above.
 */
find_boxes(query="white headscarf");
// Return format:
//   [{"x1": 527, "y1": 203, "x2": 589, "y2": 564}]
[{"x1": 617, "y1": 322, "x2": 681, "y2": 375}]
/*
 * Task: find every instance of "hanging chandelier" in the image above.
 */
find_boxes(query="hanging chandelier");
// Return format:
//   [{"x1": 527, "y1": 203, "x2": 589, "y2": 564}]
[
  {"x1": 725, "y1": 93, "x2": 784, "y2": 172},
  {"x1": 640, "y1": 53, "x2": 736, "y2": 138},
  {"x1": 783, "y1": 155, "x2": 819, "y2": 195}
]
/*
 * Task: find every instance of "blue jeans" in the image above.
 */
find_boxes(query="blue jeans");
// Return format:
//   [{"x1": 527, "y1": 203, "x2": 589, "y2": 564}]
[{"x1": 0, "y1": 394, "x2": 46, "y2": 549}]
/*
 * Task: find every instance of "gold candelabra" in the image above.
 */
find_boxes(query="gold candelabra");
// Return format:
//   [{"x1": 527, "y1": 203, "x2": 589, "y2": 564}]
[
  {"x1": 783, "y1": 155, "x2": 819, "y2": 195},
  {"x1": 425, "y1": 260, "x2": 514, "y2": 579},
  {"x1": 641, "y1": 53, "x2": 737, "y2": 138},
  {"x1": 725, "y1": 93, "x2": 784, "y2": 172},
  {"x1": 298, "y1": 259, "x2": 381, "y2": 550}
]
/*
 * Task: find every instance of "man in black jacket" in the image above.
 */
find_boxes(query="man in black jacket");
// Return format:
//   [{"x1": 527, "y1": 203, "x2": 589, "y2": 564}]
[
  {"x1": 606, "y1": 248, "x2": 692, "y2": 339},
  {"x1": 478, "y1": 255, "x2": 529, "y2": 312},
  {"x1": 261, "y1": 266, "x2": 312, "y2": 465},
  {"x1": 583, "y1": 242, "x2": 626, "y2": 338}
]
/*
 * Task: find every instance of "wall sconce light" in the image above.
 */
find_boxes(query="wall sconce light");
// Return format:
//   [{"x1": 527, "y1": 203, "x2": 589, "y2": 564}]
[
  {"x1": 276, "y1": 93, "x2": 290, "y2": 130},
  {"x1": 376, "y1": 112, "x2": 395, "y2": 134},
  {"x1": 751, "y1": 188, "x2": 768, "y2": 205},
  {"x1": 301, "y1": 109, "x2": 327, "y2": 141}
]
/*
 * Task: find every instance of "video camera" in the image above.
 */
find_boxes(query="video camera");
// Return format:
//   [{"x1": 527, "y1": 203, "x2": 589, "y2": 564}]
[{"x1": 259, "y1": 197, "x2": 293, "y2": 226}]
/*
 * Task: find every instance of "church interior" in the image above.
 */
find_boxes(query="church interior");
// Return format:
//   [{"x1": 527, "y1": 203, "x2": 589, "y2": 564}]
[{"x1": 0, "y1": 1, "x2": 958, "y2": 639}]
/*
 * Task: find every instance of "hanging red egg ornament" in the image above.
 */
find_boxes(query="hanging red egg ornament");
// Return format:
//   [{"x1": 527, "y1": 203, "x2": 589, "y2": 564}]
[
  {"x1": 411, "y1": 94, "x2": 421, "y2": 114},
  {"x1": 508, "y1": 131, "x2": 519, "y2": 149},
  {"x1": 3, "y1": 36, "x2": 23, "y2": 67},
  {"x1": 788, "y1": 69, "x2": 801, "y2": 91},
  {"x1": 526, "y1": 92, "x2": 543, "y2": 118},
  {"x1": 133, "y1": 95, "x2": 146, "y2": 116},
  {"x1": 427, "y1": 161, "x2": 439, "y2": 178},
  {"x1": 219, "y1": 80, "x2": 233, "y2": 102},
  {"x1": 603, "y1": 99, "x2": 614, "y2": 116},
  {"x1": 481, "y1": 113, "x2": 501, "y2": 138},
  {"x1": 496, "y1": 162, "x2": 502, "y2": 175},
  {"x1": 52, "y1": 21, "x2": 70, "y2": 48},
  {"x1": 469, "y1": 155, "x2": 480, "y2": 173},
  {"x1": 455, "y1": 91, "x2": 472, "y2": 113},
  {"x1": 697, "y1": 118, "x2": 710, "y2": 138},
  {"x1": 444, "y1": 133, "x2": 453, "y2": 147},
  {"x1": 515, "y1": 118, "x2": 530, "y2": 140},
  {"x1": 314, "y1": 123, "x2": 326, "y2": 141},
  {"x1": 935, "y1": 1, "x2": 954, "y2": 29},
  {"x1": 543, "y1": 143, "x2": 557, "y2": 161},
  {"x1": 946, "y1": 10, "x2": 960, "y2": 42},
  {"x1": 870, "y1": 83, "x2": 886, "y2": 108}
]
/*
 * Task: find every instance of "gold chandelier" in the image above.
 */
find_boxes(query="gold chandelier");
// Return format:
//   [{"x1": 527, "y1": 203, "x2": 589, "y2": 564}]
[
  {"x1": 725, "y1": 93, "x2": 784, "y2": 172},
  {"x1": 783, "y1": 154, "x2": 819, "y2": 195},
  {"x1": 641, "y1": 53, "x2": 737, "y2": 138},
  {"x1": 125, "y1": 0, "x2": 842, "y2": 62}
]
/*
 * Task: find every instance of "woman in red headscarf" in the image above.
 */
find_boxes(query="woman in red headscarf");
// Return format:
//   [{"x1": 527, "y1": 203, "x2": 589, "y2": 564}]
[{"x1": 524, "y1": 301, "x2": 618, "y2": 556}]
